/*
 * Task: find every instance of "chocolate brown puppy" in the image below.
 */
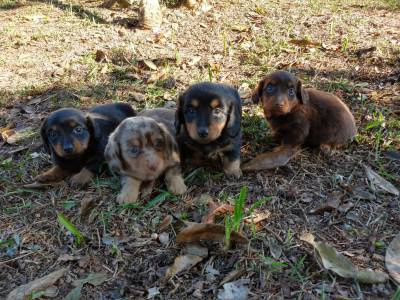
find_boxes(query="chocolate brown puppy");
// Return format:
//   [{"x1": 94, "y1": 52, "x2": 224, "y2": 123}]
[
  {"x1": 176, "y1": 82, "x2": 242, "y2": 178},
  {"x1": 105, "y1": 108, "x2": 187, "y2": 204},
  {"x1": 36, "y1": 103, "x2": 136, "y2": 185},
  {"x1": 242, "y1": 70, "x2": 357, "y2": 171}
]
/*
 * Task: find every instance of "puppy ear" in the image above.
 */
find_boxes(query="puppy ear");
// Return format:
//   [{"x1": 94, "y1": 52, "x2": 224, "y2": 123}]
[
  {"x1": 297, "y1": 80, "x2": 309, "y2": 105},
  {"x1": 86, "y1": 114, "x2": 96, "y2": 138},
  {"x1": 104, "y1": 132, "x2": 124, "y2": 173},
  {"x1": 159, "y1": 123, "x2": 180, "y2": 165},
  {"x1": 252, "y1": 79, "x2": 265, "y2": 104},
  {"x1": 175, "y1": 93, "x2": 185, "y2": 135},
  {"x1": 40, "y1": 117, "x2": 50, "y2": 154},
  {"x1": 226, "y1": 91, "x2": 242, "y2": 138}
]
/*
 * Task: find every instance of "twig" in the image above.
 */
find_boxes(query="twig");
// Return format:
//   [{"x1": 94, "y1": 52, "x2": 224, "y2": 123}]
[{"x1": 0, "y1": 252, "x2": 34, "y2": 266}]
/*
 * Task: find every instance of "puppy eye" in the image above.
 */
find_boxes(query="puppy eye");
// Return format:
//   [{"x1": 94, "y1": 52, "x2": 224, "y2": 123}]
[
  {"x1": 73, "y1": 126, "x2": 84, "y2": 135},
  {"x1": 48, "y1": 130, "x2": 58, "y2": 140},
  {"x1": 266, "y1": 84, "x2": 276, "y2": 94},
  {"x1": 187, "y1": 107, "x2": 196, "y2": 114},
  {"x1": 288, "y1": 88, "x2": 295, "y2": 97},
  {"x1": 131, "y1": 146, "x2": 140, "y2": 157},
  {"x1": 154, "y1": 139, "x2": 164, "y2": 149}
]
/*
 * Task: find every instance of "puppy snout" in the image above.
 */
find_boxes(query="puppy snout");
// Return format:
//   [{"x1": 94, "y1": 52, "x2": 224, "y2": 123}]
[
  {"x1": 63, "y1": 144, "x2": 74, "y2": 154},
  {"x1": 197, "y1": 127, "x2": 209, "y2": 138},
  {"x1": 147, "y1": 163, "x2": 158, "y2": 172}
]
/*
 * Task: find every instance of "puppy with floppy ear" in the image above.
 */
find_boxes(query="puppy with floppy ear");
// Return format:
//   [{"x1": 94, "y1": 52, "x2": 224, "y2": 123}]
[
  {"x1": 36, "y1": 103, "x2": 136, "y2": 186},
  {"x1": 243, "y1": 70, "x2": 357, "y2": 171},
  {"x1": 176, "y1": 82, "x2": 243, "y2": 178},
  {"x1": 105, "y1": 108, "x2": 187, "y2": 204}
]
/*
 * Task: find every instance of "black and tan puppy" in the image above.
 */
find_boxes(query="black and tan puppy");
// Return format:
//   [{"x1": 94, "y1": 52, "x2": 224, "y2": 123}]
[
  {"x1": 242, "y1": 70, "x2": 357, "y2": 171},
  {"x1": 36, "y1": 103, "x2": 136, "y2": 185},
  {"x1": 105, "y1": 108, "x2": 187, "y2": 204},
  {"x1": 176, "y1": 82, "x2": 242, "y2": 178}
]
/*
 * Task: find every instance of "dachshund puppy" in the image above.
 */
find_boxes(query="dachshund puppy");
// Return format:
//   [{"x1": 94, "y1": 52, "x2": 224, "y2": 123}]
[
  {"x1": 242, "y1": 70, "x2": 357, "y2": 171},
  {"x1": 176, "y1": 82, "x2": 242, "y2": 178},
  {"x1": 36, "y1": 103, "x2": 136, "y2": 185},
  {"x1": 105, "y1": 108, "x2": 187, "y2": 204}
]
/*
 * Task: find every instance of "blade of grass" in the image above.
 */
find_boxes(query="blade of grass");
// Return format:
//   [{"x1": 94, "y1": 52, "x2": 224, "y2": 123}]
[{"x1": 57, "y1": 213, "x2": 85, "y2": 246}]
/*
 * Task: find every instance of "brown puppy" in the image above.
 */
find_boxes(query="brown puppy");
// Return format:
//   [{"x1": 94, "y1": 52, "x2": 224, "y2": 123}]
[
  {"x1": 242, "y1": 70, "x2": 357, "y2": 171},
  {"x1": 105, "y1": 108, "x2": 187, "y2": 204}
]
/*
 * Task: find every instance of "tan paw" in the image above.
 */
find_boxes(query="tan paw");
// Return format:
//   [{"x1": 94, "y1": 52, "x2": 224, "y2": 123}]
[
  {"x1": 117, "y1": 191, "x2": 139, "y2": 204},
  {"x1": 168, "y1": 175, "x2": 187, "y2": 195},
  {"x1": 223, "y1": 159, "x2": 242, "y2": 179},
  {"x1": 70, "y1": 168, "x2": 94, "y2": 187}
]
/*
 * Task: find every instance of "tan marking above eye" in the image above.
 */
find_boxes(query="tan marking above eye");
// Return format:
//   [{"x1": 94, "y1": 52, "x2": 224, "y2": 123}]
[
  {"x1": 190, "y1": 99, "x2": 199, "y2": 108},
  {"x1": 210, "y1": 99, "x2": 221, "y2": 108}
]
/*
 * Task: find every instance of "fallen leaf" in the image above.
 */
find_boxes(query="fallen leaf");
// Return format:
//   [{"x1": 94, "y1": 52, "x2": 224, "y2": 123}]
[
  {"x1": 267, "y1": 236, "x2": 282, "y2": 259},
  {"x1": 309, "y1": 195, "x2": 341, "y2": 214},
  {"x1": 203, "y1": 201, "x2": 234, "y2": 224},
  {"x1": 57, "y1": 254, "x2": 81, "y2": 262},
  {"x1": 217, "y1": 279, "x2": 249, "y2": 300},
  {"x1": 383, "y1": 150, "x2": 400, "y2": 161},
  {"x1": 65, "y1": 273, "x2": 108, "y2": 300},
  {"x1": 301, "y1": 233, "x2": 389, "y2": 283},
  {"x1": 205, "y1": 264, "x2": 220, "y2": 281},
  {"x1": 242, "y1": 146, "x2": 298, "y2": 171},
  {"x1": 80, "y1": 196, "x2": 96, "y2": 220},
  {"x1": 243, "y1": 211, "x2": 271, "y2": 225},
  {"x1": 147, "y1": 287, "x2": 160, "y2": 299},
  {"x1": 185, "y1": 244, "x2": 209, "y2": 258},
  {"x1": 22, "y1": 181, "x2": 65, "y2": 189},
  {"x1": 95, "y1": 49, "x2": 109, "y2": 63},
  {"x1": 164, "y1": 254, "x2": 203, "y2": 280},
  {"x1": 6, "y1": 268, "x2": 67, "y2": 300},
  {"x1": 1, "y1": 127, "x2": 34, "y2": 144},
  {"x1": 364, "y1": 165, "x2": 399, "y2": 196},
  {"x1": 176, "y1": 223, "x2": 248, "y2": 245},
  {"x1": 143, "y1": 59, "x2": 158, "y2": 70},
  {"x1": 385, "y1": 233, "x2": 400, "y2": 284},
  {"x1": 289, "y1": 38, "x2": 321, "y2": 47},
  {"x1": 220, "y1": 269, "x2": 244, "y2": 286},
  {"x1": 158, "y1": 232, "x2": 169, "y2": 246},
  {"x1": 158, "y1": 215, "x2": 173, "y2": 232},
  {"x1": 147, "y1": 69, "x2": 167, "y2": 83}
]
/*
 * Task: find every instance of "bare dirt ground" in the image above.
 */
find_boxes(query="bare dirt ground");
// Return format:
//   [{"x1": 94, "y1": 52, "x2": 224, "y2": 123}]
[{"x1": 1, "y1": 0, "x2": 399, "y2": 299}]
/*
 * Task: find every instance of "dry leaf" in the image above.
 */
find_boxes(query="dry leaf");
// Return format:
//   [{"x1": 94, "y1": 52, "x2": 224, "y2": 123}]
[
  {"x1": 158, "y1": 232, "x2": 169, "y2": 246},
  {"x1": 80, "y1": 196, "x2": 96, "y2": 220},
  {"x1": 309, "y1": 195, "x2": 341, "y2": 214},
  {"x1": 143, "y1": 59, "x2": 158, "y2": 70},
  {"x1": 1, "y1": 127, "x2": 34, "y2": 144},
  {"x1": 147, "y1": 287, "x2": 160, "y2": 299},
  {"x1": 267, "y1": 236, "x2": 282, "y2": 259},
  {"x1": 203, "y1": 201, "x2": 234, "y2": 224},
  {"x1": 289, "y1": 38, "x2": 321, "y2": 47},
  {"x1": 242, "y1": 146, "x2": 298, "y2": 171},
  {"x1": 220, "y1": 269, "x2": 244, "y2": 286},
  {"x1": 301, "y1": 233, "x2": 389, "y2": 283},
  {"x1": 364, "y1": 165, "x2": 399, "y2": 196},
  {"x1": 6, "y1": 268, "x2": 68, "y2": 300},
  {"x1": 158, "y1": 215, "x2": 173, "y2": 232},
  {"x1": 22, "y1": 181, "x2": 65, "y2": 189},
  {"x1": 95, "y1": 49, "x2": 109, "y2": 63},
  {"x1": 385, "y1": 233, "x2": 400, "y2": 284},
  {"x1": 164, "y1": 254, "x2": 203, "y2": 280},
  {"x1": 243, "y1": 211, "x2": 271, "y2": 225},
  {"x1": 65, "y1": 273, "x2": 108, "y2": 300},
  {"x1": 57, "y1": 254, "x2": 81, "y2": 262},
  {"x1": 217, "y1": 279, "x2": 249, "y2": 300},
  {"x1": 185, "y1": 244, "x2": 209, "y2": 258},
  {"x1": 176, "y1": 223, "x2": 248, "y2": 244}
]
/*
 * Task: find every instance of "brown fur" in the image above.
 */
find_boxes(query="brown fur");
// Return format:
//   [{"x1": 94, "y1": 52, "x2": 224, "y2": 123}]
[
  {"x1": 70, "y1": 168, "x2": 94, "y2": 186},
  {"x1": 105, "y1": 110, "x2": 187, "y2": 203},
  {"x1": 35, "y1": 165, "x2": 72, "y2": 183},
  {"x1": 243, "y1": 70, "x2": 357, "y2": 171}
]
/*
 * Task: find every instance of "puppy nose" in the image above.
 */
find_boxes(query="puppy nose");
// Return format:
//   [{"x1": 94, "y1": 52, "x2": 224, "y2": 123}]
[
  {"x1": 63, "y1": 145, "x2": 74, "y2": 154},
  {"x1": 197, "y1": 127, "x2": 209, "y2": 138},
  {"x1": 148, "y1": 163, "x2": 158, "y2": 172}
]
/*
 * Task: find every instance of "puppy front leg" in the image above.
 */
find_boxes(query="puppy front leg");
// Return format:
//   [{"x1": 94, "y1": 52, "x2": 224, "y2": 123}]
[
  {"x1": 35, "y1": 165, "x2": 71, "y2": 183},
  {"x1": 165, "y1": 165, "x2": 187, "y2": 195},
  {"x1": 223, "y1": 148, "x2": 242, "y2": 179},
  {"x1": 117, "y1": 176, "x2": 141, "y2": 204},
  {"x1": 70, "y1": 168, "x2": 95, "y2": 187}
]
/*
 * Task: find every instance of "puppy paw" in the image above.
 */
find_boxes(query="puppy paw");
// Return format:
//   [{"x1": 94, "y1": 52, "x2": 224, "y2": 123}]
[
  {"x1": 117, "y1": 177, "x2": 141, "y2": 204},
  {"x1": 35, "y1": 166, "x2": 69, "y2": 183},
  {"x1": 320, "y1": 144, "x2": 334, "y2": 157},
  {"x1": 70, "y1": 168, "x2": 94, "y2": 187},
  {"x1": 117, "y1": 192, "x2": 139, "y2": 204},
  {"x1": 223, "y1": 159, "x2": 242, "y2": 179},
  {"x1": 140, "y1": 180, "x2": 155, "y2": 199},
  {"x1": 168, "y1": 175, "x2": 187, "y2": 195}
]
